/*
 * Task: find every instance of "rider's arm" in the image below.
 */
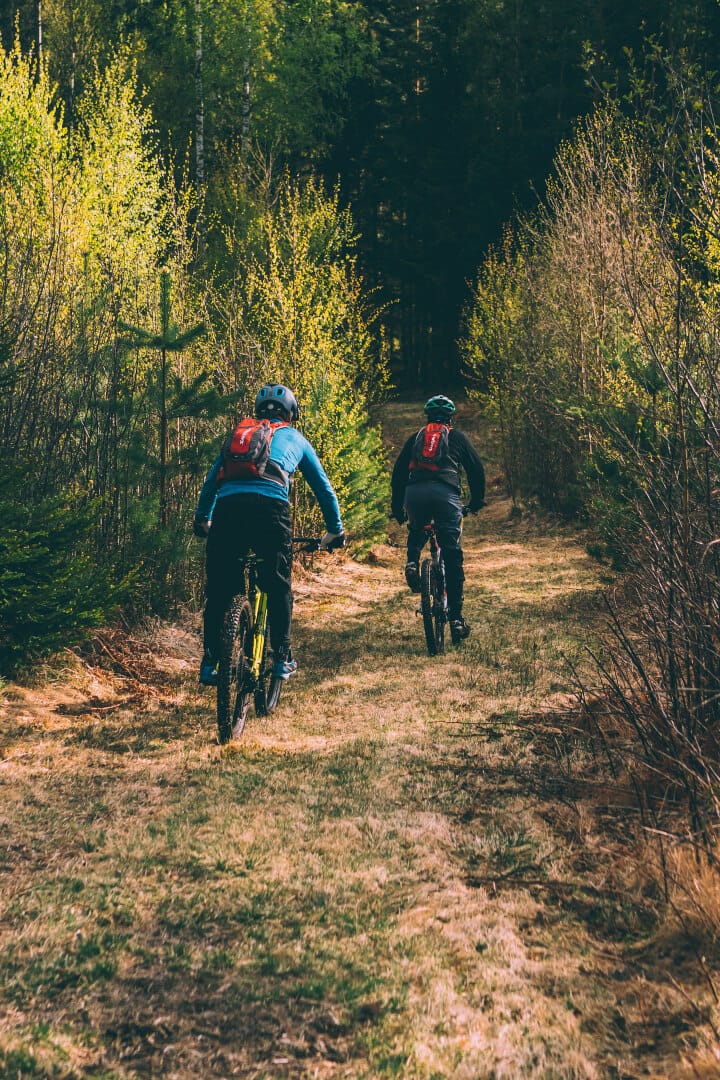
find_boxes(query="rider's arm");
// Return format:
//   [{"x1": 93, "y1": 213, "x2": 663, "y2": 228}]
[
  {"x1": 390, "y1": 435, "x2": 414, "y2": 519},
  {"x1": 456, "y1": 432, "x2": 486, "y2": 509},
  {"x1": 298, "y1": 440, "x2": 344, "y2": 534},
  {"x1": 195, "y1": 455, "x2": 223, "y2": 522}
]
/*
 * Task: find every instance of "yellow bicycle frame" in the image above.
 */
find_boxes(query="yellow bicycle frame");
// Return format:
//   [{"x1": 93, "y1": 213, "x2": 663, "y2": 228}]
[{"x1": 251, "y1": 589, "x2": 268, "y2": 679}]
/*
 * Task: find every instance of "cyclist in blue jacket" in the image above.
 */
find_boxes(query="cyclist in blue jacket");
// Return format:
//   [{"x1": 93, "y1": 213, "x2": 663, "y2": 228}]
[{"x1": 194, "y1": 383, "x2": 345, "y2": 686}]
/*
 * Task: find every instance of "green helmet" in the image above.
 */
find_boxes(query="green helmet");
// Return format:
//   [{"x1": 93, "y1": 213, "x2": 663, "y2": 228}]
[{"x1": 424, "y1": 395, "x2": 456, "y2": 423}]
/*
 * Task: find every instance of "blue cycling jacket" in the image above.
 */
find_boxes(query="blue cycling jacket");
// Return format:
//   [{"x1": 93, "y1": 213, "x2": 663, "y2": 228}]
[{"x1": 195, "y1": 422, "x2": 343, "y2": 534}]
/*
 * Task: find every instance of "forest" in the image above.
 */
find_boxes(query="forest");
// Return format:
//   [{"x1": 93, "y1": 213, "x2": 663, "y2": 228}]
[{"x1": 0, "y1": 0, "x2": 718, "y2": 841}]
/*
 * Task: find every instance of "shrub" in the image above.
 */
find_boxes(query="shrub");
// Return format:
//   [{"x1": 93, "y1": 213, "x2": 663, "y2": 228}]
[{"x1": 0, "y1": 474, "x2": 120, "y2": 675}]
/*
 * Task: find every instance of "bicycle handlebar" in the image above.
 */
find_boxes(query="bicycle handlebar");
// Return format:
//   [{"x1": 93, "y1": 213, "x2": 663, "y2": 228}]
[
  {"x1": 293, "y1": 535, "x2": 346, "y2": 552},
  {"x1": 293, "y1": 536, "x2": 321, "y2": 551}
]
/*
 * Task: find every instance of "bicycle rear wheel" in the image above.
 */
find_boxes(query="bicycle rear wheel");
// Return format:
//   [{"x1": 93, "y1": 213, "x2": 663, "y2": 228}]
[
  {"x1": 420, "y1": 558, "x2": 439, "y2": 656},
  {"x1": 217, "y1": 596, "x2": 252, "y2": 744}
]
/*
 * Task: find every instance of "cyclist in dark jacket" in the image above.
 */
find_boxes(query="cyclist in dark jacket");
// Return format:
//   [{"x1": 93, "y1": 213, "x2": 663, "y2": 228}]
[
  {"x1": 194, "y1": 383, "x2": 345, "y2": 686},
  {"x1": 390, "y1": 395, "x2": 485, "y2": 643}
]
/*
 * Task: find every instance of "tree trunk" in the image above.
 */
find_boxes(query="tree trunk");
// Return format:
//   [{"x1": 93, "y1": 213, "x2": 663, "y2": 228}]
[
  {"x1": 241, "y1": 53, "x2": 251, "y2": 157},
  {"x1": 160, "y1": 345, "x2": 168, "y2": 529},
  {"x1": 194, "y1": 0, "x2": 205, "y2": 187}
]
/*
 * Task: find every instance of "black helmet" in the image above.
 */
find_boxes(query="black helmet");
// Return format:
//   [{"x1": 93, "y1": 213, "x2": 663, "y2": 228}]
[
  {"x1": 254, "y1": 383, "x2": 299, "y2": 422},
  {"x1": 424, "y1": 394, "x2": 456, "y2": 423}
]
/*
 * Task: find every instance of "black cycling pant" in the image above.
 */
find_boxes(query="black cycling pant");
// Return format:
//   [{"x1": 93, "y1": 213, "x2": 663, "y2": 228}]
[
  {"x1": 203, "y1": 493, "x2": 293, "y2": 662},
  {"x1": 404, "y1": 481, "x2": 464, "y2": 619}
]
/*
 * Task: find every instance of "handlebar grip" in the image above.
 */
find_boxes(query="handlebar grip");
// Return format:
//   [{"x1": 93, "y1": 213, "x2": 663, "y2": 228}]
[
  {"x1": 293, "y1": 537, "x2": 321, "y2": 552},
  {"x1": 292, "y1": 534, "x2": 346, "y2": 552}
]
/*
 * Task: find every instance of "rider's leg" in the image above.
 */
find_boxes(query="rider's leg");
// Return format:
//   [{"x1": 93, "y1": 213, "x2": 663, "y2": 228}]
[
  {"x1": 404, "y1": 482, "x2": 435, "y2": 562},
  {"x1": 254, "y1": 498, "x2": 294, "y2": 660},
  {"x1": 203, "y1": 497, "x2": 246, "y2": 666},
  {"x1": 433, "y1": 492, "x2": 465, "y2": 619},
  {"x1": 404, "y1": 482, "x2": 435, "y2": 590}
]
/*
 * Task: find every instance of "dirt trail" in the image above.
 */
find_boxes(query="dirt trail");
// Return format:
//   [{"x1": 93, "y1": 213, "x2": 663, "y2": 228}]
[{"x1": 0, "y1": 409, "x2": 714, "y2": 1079}]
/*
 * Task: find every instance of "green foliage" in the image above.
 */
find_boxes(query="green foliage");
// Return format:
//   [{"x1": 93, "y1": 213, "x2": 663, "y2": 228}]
[
  {"x1": 76, "y1": 50, "x2": 170, "y2": 295},
  {"x1": 297, "y1": 378, "x2": 388, "y2": 552},
  {"x1": 0, "y1": 472, "x2": 120, "y2": 675},
  {"x1": 7, "y1": 0, "x2": 720, "y2": 383},
  {"x1": 461, "y1": 98, "x2": 681, "y2": 515},
  {"x1": 0, "y1": 41, "x2": 64, "y2": 192},
  {"x1": 256, "y1": 0, "x2": 373, "y2": 158},
  {"x1": 119, "y1": 269, "x2": 209, "y2": 528},
  {"x1": 0, "y1": 41, "x2": 215, "y2": 645},
  {"x1": 0, "y1": 37, "x2": 391, "y2": 669},
  {"x1": 216, "y1": 171, "x2": 390, "y2": 546}
]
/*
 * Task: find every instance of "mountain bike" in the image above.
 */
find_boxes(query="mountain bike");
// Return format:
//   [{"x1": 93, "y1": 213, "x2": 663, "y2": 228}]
[
  {"x1": 419, "y1": 523, "x2": 447, "y2": 656},
  {"x1": 216, "y1": 537, "x2": 321, "y2": 744}
]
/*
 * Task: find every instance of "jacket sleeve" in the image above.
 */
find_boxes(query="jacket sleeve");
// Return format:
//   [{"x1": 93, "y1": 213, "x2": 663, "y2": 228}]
[
  {"x1": 195, "y1": 455, "x2": 223, "y2": 520},
  {"x1": 298, "y1": 439, "x2": 344, "y2": 534},
  {"x1": 456, "y1": 432, "x2": 485, "y2": 507},
  {"x1": 390, "y1": 435, "x2": 415, "y2": 516}
]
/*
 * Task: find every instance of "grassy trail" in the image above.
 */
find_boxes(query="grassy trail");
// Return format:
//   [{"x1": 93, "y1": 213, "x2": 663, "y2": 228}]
[{"x1": 0, "y1": 410, "x2": 710, "y2": 1078}]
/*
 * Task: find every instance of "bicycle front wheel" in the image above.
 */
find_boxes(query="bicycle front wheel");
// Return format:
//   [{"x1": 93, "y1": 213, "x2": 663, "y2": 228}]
[
  {"x1": 254, "y1": 633, "x2": 271, "y2": 716},
  {"x1": 420, "y1": 558, "x2": 438, "y2": 656},
  {"x1": 217, "y1": 596, "x2": 253, "y2": 744},
  {"x1": 254, "y1": 620, "x2": 285, "y2": 715},
  {"x1": 265, "y1": 667, "x2": 284, "y2": 712},
  {"x1": 256, "y1": 648, "x2": 285, "y2": 715},
  {"x1": 433, "y1": 560, "x2": 446, "y2": 655}
]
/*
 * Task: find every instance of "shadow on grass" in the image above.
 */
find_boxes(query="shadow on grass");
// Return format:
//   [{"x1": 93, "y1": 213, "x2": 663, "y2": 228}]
[
  {"x1": 3, "y1": 948, "x2": 394, "y2": 1076},
  {"x1": 293, "y1": 584, "x2": 431, "y2": 675},
  {"x1": 91, "y1": 930, "x2": 400, "y2": 1077},
  {"x1": 65, "y1": 703, "x2": 193, "y2": 753},
  {"x1": 2, "y1": 736, "x2": 410, "y2": 1076}
]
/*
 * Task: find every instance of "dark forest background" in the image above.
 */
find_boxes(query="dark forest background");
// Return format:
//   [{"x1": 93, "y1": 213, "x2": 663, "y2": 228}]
[{"x1": 6, "y1": 1, "x2": 720, "y2": 385}]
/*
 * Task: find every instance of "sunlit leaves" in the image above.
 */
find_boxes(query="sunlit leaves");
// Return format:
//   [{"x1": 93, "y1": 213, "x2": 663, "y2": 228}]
[{"x1": 218, "y1": 171, "x2": 389, "y2": 541}]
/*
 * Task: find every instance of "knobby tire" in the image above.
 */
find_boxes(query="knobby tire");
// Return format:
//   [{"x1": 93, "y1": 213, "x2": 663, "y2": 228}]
[
  {"x1": 434, "y1": 559, "x2": 446, "y2": 655},
  {"x1": 420, "y1": 558, "x2": 438, "y2": 656},
  {"x1": 265, "y1": 674, "x2": 284, "y2": 712},
  {"x1": 421, "y1": 558, "x2": 446, "y2": 656},
  {"x1": 217, "y1": 596, "x2": 252, "y2": 744},
  {"x1": 254, "y1": 619, "x2": 284, "y2": 716}
]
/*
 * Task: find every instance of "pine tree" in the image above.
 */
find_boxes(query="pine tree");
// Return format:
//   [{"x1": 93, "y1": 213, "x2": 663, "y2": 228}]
[{"x1": 118, "y1": 270, "x2": 207, "y2": 528}]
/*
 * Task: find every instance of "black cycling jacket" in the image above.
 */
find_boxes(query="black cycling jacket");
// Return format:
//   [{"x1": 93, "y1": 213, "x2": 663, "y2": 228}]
[{"x1": 390, "y1": 426, "x2": 485, "y2": 518}]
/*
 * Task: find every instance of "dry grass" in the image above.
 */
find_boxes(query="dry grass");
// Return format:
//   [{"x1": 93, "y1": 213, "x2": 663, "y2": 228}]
[{"x1": 1, "y1": 404, "x2": 719, "y2": 1077}]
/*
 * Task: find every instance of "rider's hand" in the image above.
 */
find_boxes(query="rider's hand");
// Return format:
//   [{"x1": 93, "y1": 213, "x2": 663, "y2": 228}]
[
  {"x1": 320, "y1": 531, "x2": 346, "y2": 551},
  {"x1": 391, "y1": 508, "x2": 407, "y2": 524},
  {"x1": 463, "y1": 501, "x2": 485, "y2": 516},
  {"x1": 193, "y1": 517, "x2": 211, "y2": 538}
]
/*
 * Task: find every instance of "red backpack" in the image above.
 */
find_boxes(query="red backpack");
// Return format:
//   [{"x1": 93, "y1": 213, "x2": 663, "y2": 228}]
[
  {"x1": 409, "y1": 422, "x2": 451, "y2": 474},
  {"x1": 218, "y1": 418, "x2": 289, "y2": 483}
]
